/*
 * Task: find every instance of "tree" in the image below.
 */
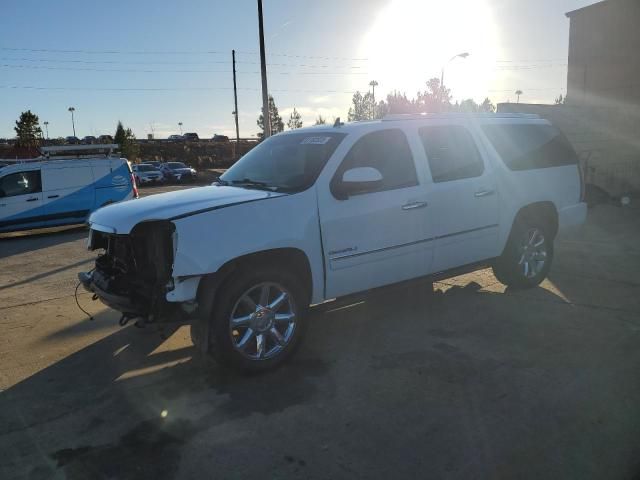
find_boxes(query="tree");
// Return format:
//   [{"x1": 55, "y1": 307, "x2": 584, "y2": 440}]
[
  {"x1": 114, "y1": 121, "x2": 139, "y2": 162},
  {"x1": 415, "y1": 78, "x2": 451, "y2": 113},
  {"x1": 347, "y1": 91, "x2": 376, "y2": 121},
  {"x1": 287, "y1": 108, "x2": 303, "y2": 130},
  {"x1": 257, "y1": 95, "x2": 284, "y2": 138},
  {"x1": 14, "y1": 110, "x2": 43, "y2": 148},
  {"x1": 114, "y1": 121, "x2": 126, "y2": 146},
  {"x1": 479, "y1": 97, "x2": 496, "y2": 113},
  {"x1": 314, "y1": 115, "x2": 327, "y2": 125},
  {"x1": 382, "y1": 91, "x2": 416, "y2": 115}
]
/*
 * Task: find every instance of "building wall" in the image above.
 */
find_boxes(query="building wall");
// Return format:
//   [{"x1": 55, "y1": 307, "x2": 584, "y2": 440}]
[
  {"x1": 566, "y1": 0, "x2": 640, "y2": 108},
  {"x1": 497, "y1": 103, "x2": 640, "y2": 196}
]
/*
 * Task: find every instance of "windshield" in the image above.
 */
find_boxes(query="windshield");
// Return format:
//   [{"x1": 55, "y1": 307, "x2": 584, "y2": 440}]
[
  {"x1": 220, "y1": 132, "x2": 346, "y2": 192},
  {"x1": 136, "y1": 165, "x2": 156, "y2": 172},
  {"x1": 167, "y1": 162, "x2": 187, "y2": 169}
]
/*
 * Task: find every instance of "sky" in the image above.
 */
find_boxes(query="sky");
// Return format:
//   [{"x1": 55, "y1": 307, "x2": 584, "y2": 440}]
[{"x1": 0, "y1": 0, "x2": 598, "y2": 140}]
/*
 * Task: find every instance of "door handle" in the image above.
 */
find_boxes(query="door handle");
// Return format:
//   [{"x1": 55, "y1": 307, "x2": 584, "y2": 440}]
[
  {"x1": 402, "y1": 201, "x2": 428, "y2": 210},
  {"x1": 474, "y1": 190, "x2": 495, "y2": 198},
  {"x1": 47, "y1": 195, "x2": 60, "y2": 199},
  {"x1": 26, "y1": 197, "x2": 38, "y2": 202}
]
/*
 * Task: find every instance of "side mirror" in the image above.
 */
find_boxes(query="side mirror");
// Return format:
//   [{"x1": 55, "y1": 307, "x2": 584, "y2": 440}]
[{"x1": 334, "y1": 167, "x2": 383, "y2": 199}]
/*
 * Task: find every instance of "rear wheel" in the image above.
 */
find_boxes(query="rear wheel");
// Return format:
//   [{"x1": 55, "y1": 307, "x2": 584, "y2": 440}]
[
  {"x1": 202, "y1": 266, "x2": 308, "y2": 372},
  {"x1": 492, "y1": 219, "x2": 554, "y2": 288}
]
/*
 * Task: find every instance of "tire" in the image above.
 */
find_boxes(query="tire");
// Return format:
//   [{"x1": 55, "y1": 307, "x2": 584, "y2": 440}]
[
  {"x1": 203, "y1": 265, "x2": 309, "y2": 372},
  {"x1": 492, "y1": 217, "x2": 554, "y2": 289}
]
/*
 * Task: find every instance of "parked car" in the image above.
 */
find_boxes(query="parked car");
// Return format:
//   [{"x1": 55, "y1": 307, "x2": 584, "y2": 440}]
[
  {"x1": 168, "y1": 135, "x2": 184, "y2": 142},
  {"x1": 212, "y1": 134, "x2": 229, "y2": 143},
  {"x1": 160, "y1": 162, "x2": 197, "y2": 182},
  {"x1": 183, "y1": 132, "x2": 199, "y2": 141},
  {"x1": 132, "y1": 163, "x2": 164, "y2": 185},
  {"x1": 79, "y1": 113, "x2": 587, "y2": 372},
  {"x1": 82, "y1": 136, "x2": 97, "y2": 144},
  {"x1": 1, "y1": 150, "x2": 136, "y2": 233},
  {"x1": 65, "y1": 136, "x2": 80, "y2": 145},
  {"x1": 98, "y1": 135, "x2": 114, "y2": 144}
]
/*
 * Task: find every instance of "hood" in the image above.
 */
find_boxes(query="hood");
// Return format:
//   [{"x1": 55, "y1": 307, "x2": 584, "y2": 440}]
[{"x1": 89, "y1": 185, "x2": 284, "y2": 234}]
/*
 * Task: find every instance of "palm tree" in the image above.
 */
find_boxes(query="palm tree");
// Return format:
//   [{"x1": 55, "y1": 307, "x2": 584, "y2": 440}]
[{"x1": 515, "y1": 90, "x2": 523, "y2": 103}]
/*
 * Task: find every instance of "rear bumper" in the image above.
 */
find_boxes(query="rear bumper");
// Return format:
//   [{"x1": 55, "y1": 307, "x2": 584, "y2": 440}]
[{"x1": 558, "y1": 202, "x2": 587, "y2": 230}]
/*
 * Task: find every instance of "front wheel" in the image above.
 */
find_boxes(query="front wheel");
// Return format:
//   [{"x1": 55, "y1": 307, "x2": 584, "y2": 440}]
[
  {"x1": 202, "y1": 266, "x2": 308, "y2": 372},
  {"x1": 492, "y1": 220, "x2": 554, "y2": 289}
]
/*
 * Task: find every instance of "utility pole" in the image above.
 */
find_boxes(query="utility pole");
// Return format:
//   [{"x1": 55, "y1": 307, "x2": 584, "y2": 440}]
[
  {"x1": 68, "y1": 107, "x2": 76, "y2": 136},
  {"x1": 257, "y1": 0, "x2": 271, "y2": 138},
  {"x1": 232, "y1": 49, "x2": 241, "y2": 155},
  {"x1": 43, "y1": 121, "x2": 49, "y2": 139},
  {"x1": 369, "y1": 80, "x2": 378, "y2": 119}
]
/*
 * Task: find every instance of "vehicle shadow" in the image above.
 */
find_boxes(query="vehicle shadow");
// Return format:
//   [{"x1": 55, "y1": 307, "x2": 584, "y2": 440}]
[
  {"x1": 0, "y1": 278, "x2": 573, "y2": 480},
  {"x1": 0, "y1": 226, "x2": 86, "y2": 259},
  {"x1": 0, "y1": 258, "x2": 93, "y2": 291}
]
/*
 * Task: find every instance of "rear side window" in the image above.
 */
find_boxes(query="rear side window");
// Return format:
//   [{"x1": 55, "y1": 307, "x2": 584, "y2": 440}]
[
  {"x1": 42, "y1": 166, "x2": 93, "y2": 191},
  {"x1": 481, "y1": 124, "x2": 578, "y2": 171},
  {"x1": 418, "y1": 126, "x2": 484, "y2": 183},
  {"x1": 332, "y1": 129, "x2": 418, "y2": 195},
  {"x1": 0, "y1": 171, "x2": 41, "y2": 197}
]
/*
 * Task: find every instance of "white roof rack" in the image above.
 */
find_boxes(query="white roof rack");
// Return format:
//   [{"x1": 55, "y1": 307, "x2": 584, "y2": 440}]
[
  {"x1": 40, "y1": 144, "x2": 119, "y2": 154},
  {"x1": 382, "y1": 113, "x2": 540, "y2": 121}
]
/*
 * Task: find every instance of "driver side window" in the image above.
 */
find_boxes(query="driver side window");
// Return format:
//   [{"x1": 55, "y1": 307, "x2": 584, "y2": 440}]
[
  {"x1": 0, "y1": 171, "x2": 41, "y2": 197},
  {"x1": 331, "y1": 129, "x2": 418, "y2": 197}
]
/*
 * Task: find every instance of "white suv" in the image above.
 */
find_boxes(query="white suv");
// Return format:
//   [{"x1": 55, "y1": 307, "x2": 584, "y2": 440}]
[{"x1": 79, "y1": 113, "x2": 587, "y2": 371}]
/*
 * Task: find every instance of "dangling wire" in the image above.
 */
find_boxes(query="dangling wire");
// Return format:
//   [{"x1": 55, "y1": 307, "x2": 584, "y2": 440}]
[{"x1": 75, "y1": 281, "x2": 94, "y2": 321}]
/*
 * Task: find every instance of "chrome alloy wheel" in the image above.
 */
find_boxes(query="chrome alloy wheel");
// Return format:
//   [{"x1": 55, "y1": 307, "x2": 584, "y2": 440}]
[
  {"x1": 228, "y1": 282, "x2": 297, "y2": 361},
  {"x1": 518, "y1": 228, "x2": 547, "y2": 279}
]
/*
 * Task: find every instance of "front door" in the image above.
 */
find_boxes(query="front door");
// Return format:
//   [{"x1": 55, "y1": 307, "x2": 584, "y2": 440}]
[
  {"x1": 0, "y1": 169, "x2": 44, "y2": 232},
  {"x1": 318, "y1": 128, "x2": 434, "y2": 299},
  {"x1": 417, "y1": 124, "x2": 499, "y2": 272}
]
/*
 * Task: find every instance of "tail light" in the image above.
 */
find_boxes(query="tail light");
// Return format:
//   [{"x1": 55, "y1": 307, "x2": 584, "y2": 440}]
[{"x1": 130, "y1": 173, "x2": 139, "y2": 198}]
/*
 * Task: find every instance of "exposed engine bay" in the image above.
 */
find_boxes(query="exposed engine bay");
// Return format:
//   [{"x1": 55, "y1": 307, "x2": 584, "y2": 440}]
[{"x1": 79, "y1": 221, "x2": 179, "y2": 323}]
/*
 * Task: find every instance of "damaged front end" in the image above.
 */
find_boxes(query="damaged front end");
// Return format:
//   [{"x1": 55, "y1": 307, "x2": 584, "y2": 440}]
[{"x1": 79, "y1": 221, "x2": 181, "y2": 324}]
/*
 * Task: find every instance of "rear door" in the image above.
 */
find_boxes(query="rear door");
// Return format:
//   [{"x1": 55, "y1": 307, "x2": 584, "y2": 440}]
[
  {"x1": 0, "y1": 169, "x2": 44, "y2": 232},
  {"x1": 318, "y1": 128, "x2": 434, "y2": 298},
  {"x1": 418, "y1": 123, "x2": 500, "y2": 272},
  {"x1": 41, "y1": 162, "x2": 95, "y2": 224},
  {"x1": 93, "y1": 159, "x2": 134, "y2": 207}
]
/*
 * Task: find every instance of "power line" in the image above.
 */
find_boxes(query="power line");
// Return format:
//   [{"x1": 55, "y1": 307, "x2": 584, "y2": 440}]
[
  {"x1": 0, "y1": 56, "x2": 365, "y2": 69},
  {"x1": 0, "y1": 85, "x2": 357, "y2": 94},
  {"x1": 0, "y1": 63, "x2": 368, "y2": 75},
  {"x1": 0, "y1": 46, "x2": 368, "y2": 61}
]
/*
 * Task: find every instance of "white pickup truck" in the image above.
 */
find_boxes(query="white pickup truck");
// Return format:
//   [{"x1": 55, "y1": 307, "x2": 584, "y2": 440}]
[{"x1": 79, "y1": 113, "x2": 587, "y2": 371}]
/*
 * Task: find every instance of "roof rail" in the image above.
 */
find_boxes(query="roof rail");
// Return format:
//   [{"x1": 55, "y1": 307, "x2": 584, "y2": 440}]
[{"x1": 382, "y1": 112, "x2": 540, "y2": 121}]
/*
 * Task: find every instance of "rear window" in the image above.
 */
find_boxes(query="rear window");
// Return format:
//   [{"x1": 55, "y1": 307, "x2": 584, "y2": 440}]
[{"x1": 481, "y1": 124, "x2": 578, "y2": 171}]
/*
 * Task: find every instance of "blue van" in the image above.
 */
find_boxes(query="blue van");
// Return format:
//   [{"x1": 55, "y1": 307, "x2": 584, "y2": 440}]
[{"x1": 0, "y1": 146, "x2": 137, "y2": 233}]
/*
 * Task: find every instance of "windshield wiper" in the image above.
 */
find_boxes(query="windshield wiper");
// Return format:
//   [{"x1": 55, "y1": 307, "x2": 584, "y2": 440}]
[{"x1": 230, "y1": 178, "x2": 279, "y2": 191}]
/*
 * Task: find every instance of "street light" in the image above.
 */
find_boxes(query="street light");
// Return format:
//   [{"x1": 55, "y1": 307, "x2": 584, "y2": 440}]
[
  {"x1": 369, "y1": 80, "x2": 379, "y2": 118},
  {"x1": 43, "y1": 121, "x2": 49, "y2": 140},
  {"x1": 440, "y1": 52, "x2": 470, "y2": 107},
  {"x1": 68, "y1": 107, "x2": 76, "y2": 137},
  {"x1": 178, "y1": 122, "x2": 183, "y2": 134}
]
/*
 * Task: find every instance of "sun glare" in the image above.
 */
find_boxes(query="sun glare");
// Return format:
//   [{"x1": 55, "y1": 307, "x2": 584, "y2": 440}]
[{"x1": 358, "y1": 0, "x2": 500, "y2": 102}]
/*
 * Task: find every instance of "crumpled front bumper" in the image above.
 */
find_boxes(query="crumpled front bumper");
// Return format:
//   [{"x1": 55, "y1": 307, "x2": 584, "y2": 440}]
[{"x1": 78, "y1": 270, "x2": 147, "y2": 316}]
